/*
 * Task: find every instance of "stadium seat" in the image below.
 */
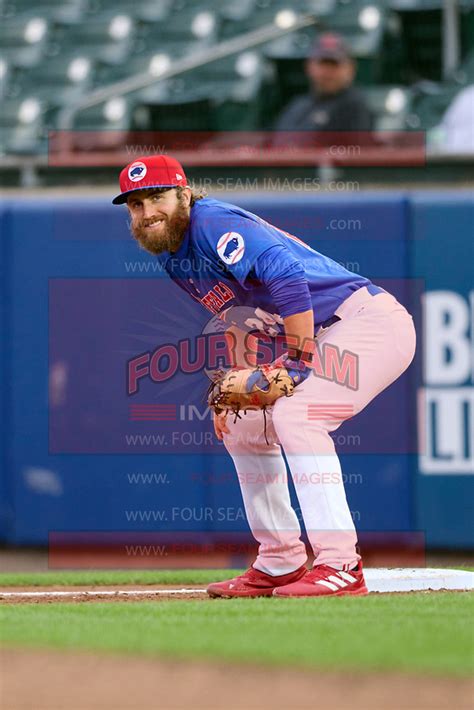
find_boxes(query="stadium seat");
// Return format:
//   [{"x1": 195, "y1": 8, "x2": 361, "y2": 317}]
[
  {"x1": 140, "y1": 6, "x2": 220, "y2": 43},
  {"x1": 8, "y1": 53, "x2": 95, "y2": 107},
  {"x1": 0, "y1": 97, "x2": 46, "y2": 154},
  {"x1": 171, "y1": 0, "x2": 251, "y2": 16},
  {"x1": 89, "y1": 0, "x2": 172, "y2": 24},
  {"x1": 93, "y1": 53, "x2": 172, "y2": 103},
  {"x1": 129, "y1": 6, "x2": 219, "y2": 67},
  {"x1": 93, "y1": 38, "x2": 218, "y2": 106},
  {"x1": 0, "y1": 14, "x2": 50, "y2": 67},
  {"x1": 0, "y1": 0, "x2": 87, "y2": 24},
  {"x1": 364, "y1": 85, "x2": 412, "y2": 130},
  {"x1": 219, "y1": 0, "x2": 329, "y2": 39},
  {"x1": 178, "y1": 51, "x2": 268, "y2": 94},
  {"x1": 47, "y1": 11, "x2": 136, "y2": 65},
  {"x1": 53, "y1": 94, "x2": 134, "y2": 152},
  {"x1": 405, "y1": 83, "x2": 462, "y2": 129},
  {"x1": 129, "y1": 50, "x2": 273, "y2": 133}
]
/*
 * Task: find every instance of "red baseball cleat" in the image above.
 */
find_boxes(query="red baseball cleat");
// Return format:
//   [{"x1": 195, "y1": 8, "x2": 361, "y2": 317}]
[
  {"x1": 273, "y1": 562, "x2": 368, "y2": 597},
  {"x1": 206, "y1": 564, "x2": 308, "y2": 598}
]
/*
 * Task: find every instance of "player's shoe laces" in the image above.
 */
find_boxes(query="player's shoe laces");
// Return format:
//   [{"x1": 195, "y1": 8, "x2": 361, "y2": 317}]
[
  {"x1": 206, "y1": 564, "x2": 307, "y2": 598},
  {"x1": 273, "y1": 562, "x2": 368, "y2": 597}
]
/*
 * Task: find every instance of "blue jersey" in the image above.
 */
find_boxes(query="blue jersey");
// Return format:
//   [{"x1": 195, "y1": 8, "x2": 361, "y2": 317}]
[{"x1": 158, "y1": 197, "x2": 376, "y2": 333}]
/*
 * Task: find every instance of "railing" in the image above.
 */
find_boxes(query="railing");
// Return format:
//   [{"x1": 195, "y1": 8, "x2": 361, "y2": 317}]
[{"x1": 56, "y1": 13, "x2": 320, "y2": 138}]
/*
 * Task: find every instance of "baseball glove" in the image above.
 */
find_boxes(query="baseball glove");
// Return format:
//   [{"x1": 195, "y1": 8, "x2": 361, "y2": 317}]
[{"x1": 207, "y1": 365, "x2": 295, "y2": 417}]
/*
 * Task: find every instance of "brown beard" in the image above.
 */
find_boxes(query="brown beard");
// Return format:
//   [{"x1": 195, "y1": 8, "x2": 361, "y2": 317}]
[{"x1": 130, "y1": 198, "x2": 190, "y2": 255}]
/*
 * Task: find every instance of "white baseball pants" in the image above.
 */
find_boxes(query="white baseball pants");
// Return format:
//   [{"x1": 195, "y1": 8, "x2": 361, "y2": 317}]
[{"x1": 222, "y1": 287, "x2": 416, "y2": 574}]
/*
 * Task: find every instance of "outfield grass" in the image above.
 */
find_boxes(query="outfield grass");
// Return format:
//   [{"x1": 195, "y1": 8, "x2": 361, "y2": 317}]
[
  {"x1": 1, "y1": 593, "x2": 473, "y2": 676},
  {"x1": 0, "y1": 567, "x2": 473, "y2": 587}
]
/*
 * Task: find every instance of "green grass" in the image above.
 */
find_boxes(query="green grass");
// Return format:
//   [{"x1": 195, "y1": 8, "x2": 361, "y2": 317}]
[
  {"x1": 0, "y1": 567, "x2": 472, "y2": 587},
  {"x1": 1, "y1": 593, "x2": 473, "y2": 676},
  {"x1": 0, "y1": 569, "x2": 244, "y2": 587}
]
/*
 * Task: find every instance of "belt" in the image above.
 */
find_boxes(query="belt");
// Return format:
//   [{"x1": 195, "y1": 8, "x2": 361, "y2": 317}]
[
  {"x1": 318, "y1": 284, "x2": 385, "y2": 331},
  {"x1": 320, "y1": 313, "x2": 341, "y2": 330}
]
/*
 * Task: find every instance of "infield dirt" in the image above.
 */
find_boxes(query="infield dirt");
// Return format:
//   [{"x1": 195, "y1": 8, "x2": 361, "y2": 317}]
[{"x1": 2, "y1": 647, "x2": 473, "y2": 710}]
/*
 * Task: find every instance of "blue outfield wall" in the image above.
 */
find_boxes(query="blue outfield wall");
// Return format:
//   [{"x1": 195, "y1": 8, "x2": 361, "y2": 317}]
[
  {"x1": 0, "y1": 191, "x2": 472, "y2": 548},
  {"x1": 409, "y1": 194, "x2": 474, "y2": 548}
]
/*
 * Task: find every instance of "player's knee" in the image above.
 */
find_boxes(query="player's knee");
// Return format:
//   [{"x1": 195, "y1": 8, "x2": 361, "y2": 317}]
[{"x1": 272, "y1": 400, "x2": 332, "y2": 448}]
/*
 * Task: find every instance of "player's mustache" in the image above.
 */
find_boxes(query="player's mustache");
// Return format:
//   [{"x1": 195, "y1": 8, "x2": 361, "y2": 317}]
[{"x1": 138, "y1": 216, "x2": 168, "y2": 229}]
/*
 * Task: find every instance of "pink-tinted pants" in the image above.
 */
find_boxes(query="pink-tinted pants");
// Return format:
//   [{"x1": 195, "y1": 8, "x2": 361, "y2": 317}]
[{"x1": 223, "y1": 287, "x2": 417, "y2": 574}]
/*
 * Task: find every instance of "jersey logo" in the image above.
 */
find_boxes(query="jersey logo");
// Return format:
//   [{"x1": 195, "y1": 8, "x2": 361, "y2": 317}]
[
  {"x1": 128, "y1": 161, "x2": 147, "y2": 182},
  {"x1": 217, "y1": 232, "x2": 245, "y2": 265}
]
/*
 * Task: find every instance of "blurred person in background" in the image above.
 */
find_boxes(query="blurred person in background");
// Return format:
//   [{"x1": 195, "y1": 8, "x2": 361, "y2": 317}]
[
  {"x1": 273, "y1": 33, "x2": 373, "y2": 143},
  {"x1": 430, "y1": 84, "x2": 474, "y2": 154}
]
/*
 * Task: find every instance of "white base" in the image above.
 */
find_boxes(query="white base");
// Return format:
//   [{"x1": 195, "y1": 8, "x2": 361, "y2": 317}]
[{"x1": 365, "y1": 567, "x2": 474, "y2": 593}]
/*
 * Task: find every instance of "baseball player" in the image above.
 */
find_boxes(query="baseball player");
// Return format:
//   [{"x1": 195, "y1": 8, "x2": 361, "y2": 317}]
[{"x1": 114, "y1": 154, "x2": 416, "y2": 598}]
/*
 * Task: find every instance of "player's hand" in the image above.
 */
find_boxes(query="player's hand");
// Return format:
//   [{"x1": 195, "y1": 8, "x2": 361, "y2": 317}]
[
  {"x1": 272, "y1": 354, "x2": 312, "y2": 387},
  {"x1": 213, "y1": 411, "x2": 230, "y2": 440},
  {"x1": 283, "y1": 356, "x2": 312, "y2": 387}
]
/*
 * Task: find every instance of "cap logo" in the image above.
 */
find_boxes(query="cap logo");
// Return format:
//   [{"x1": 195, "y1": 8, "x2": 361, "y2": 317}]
[
  {"x1": 217, "y1": 232, "x2": 245, "y2": 265},
  {"x1": 128, "y1": 161, "x2": 147, "y2": 182},
  {"x1": 176, "y1": 173, "x2": 183, "y2": 180}
]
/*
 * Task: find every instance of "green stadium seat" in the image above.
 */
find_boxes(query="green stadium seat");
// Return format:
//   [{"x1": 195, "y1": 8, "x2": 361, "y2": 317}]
[
  {"x1": 93, "y1": 39, "x2": 216, "y2": 106},
  {"x1": 8, "y1": 53, "x2": 95, "y2": 107},
  {"x1": 173, "y1": 0, "x2": 249, "y2": 15},
  {"x1": 90, "y1": 0, "x2": 172, "y2": 24},
  {"x1": 0, "y1": 97, "x2": 46, "y2": 154},
  {"x1": 219, "y1": 0, "x2": 328, "y2": 40},
  {"x1": 94, "y1": 54, "x2": 172, "y2": 104},
  {"x1": 179, "y1": 51, "x2": 268, "y2": 94},
  {"x1": 130, "y1": 50, "x2": 272, "y2": 132},
  {"x1": 0, "y1": 14, "x2": 49, "y2": 67},
  {"x1": 139, "y1": 6, "x2": 220, "y2": 45},
  {"x1": 47, "y1": 11, "x2": 136, "y2": 65},
  {"x1": 191, "y1": 52, "x2": 273, "y2": 129},
  {"x1": 406, "y1": 83, "x2": 462, "y2": 129},
  {"x1": 1, "y1": 0, "x2": 87, "y2": 24},
  {"x1": 67, "y1": 95, "x2": 133, "y2": 151},
  {"x1": 364, "y1": 85, "x2": 412, "y2": 130}
]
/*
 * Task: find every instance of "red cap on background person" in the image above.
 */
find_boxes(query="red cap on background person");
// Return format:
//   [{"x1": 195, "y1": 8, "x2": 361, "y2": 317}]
[
  {"x1": 112, "y1": 154, "x2": 187, "y2": 204},
  {"x1": 310, "y1": 32, "x2": 351, "y2": 63}
]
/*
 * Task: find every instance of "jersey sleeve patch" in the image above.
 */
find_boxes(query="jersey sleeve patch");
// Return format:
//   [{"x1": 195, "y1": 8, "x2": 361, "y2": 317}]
[{"x1": 216, "y1": 232, "x2": 245, "y2": 265}]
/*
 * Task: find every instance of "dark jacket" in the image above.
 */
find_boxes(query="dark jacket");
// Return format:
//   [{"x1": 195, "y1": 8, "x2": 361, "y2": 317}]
[{"x1": 274, "y1": 86, "x2": 373, "y2": 134}]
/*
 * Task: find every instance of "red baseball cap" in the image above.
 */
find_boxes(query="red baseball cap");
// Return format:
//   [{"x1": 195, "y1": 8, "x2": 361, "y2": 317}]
[
  {"x1": 310, "y1": 32, "x2": 351, "y2": 62},
  {"x1": 112, "y1": 154, "x2": 187, "y2": 205}
]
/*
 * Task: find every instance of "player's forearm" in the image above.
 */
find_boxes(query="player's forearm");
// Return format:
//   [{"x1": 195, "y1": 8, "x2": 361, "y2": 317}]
[
  {"x1": 283, "y1": 309, "x2": 315, "y2": 361},
  {"x1": 225, "y1": 326, "x2": 259, "y2": 368}
]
